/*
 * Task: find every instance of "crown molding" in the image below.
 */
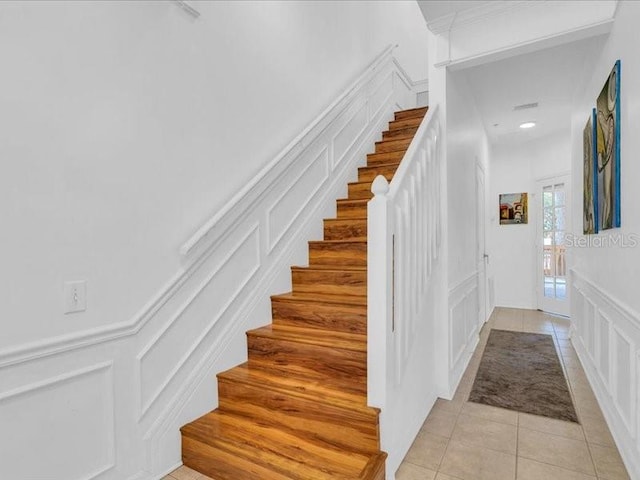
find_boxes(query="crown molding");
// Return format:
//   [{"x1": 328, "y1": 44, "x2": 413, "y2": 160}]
[{"x1": 426, "y1": 1, "x2": 539, "y2": 35}]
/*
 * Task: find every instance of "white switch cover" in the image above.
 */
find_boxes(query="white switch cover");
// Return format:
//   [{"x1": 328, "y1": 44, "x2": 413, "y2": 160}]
[{"x1": 64, "y1": 280, "x2": 87, "y2": 314}]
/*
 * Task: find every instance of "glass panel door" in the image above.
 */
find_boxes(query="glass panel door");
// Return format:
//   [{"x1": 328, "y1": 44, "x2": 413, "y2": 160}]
[{"x1": 538, "y1": 176, "x2": 570, "y2": 315}]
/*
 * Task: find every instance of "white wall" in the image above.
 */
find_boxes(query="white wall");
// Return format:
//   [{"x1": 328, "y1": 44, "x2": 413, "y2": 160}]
[
  {"x1": 447, "y1": 71, "x2": 490, "y2": 287},
  {"x1": 428, "y1": 1, "x2": 617, "y2": 68},
  {"x1": 444, "y1": 69, "x2": 491, "y2": 392},
  {"x1": 0, "y1": 2, "x2": 430, "y2": 479},
  {"x1": 0, "y1": 0, "x2": 428, "y2": 349},
  {"x1": 569, "y1": 2, "x2": 640, "y2": 478},
  {"x1": 489, "y1": 131, "x2": 571, "y2": 309}
]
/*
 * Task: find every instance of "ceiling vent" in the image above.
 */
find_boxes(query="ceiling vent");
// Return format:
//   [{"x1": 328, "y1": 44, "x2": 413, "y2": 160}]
[{"x1": 513, "y1": 102, "x2": 539, "y2": 111}]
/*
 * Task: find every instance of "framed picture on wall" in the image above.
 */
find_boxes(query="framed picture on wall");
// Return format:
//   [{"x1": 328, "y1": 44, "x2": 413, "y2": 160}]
[
  {"x1": 583, "y1": 111, "x2": 597, "y2": 234},
  {"x1": 499, "y1": 193, "x2": 528, "y2": 225},
  {"x1": 595, "y1": 60, "x2": 621, "y2": 230}
]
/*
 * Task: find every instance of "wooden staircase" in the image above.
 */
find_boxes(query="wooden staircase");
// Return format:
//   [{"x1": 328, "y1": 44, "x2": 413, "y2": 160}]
[{"x1": 180, "y1": 106, "x2": 428, "y2": 480}]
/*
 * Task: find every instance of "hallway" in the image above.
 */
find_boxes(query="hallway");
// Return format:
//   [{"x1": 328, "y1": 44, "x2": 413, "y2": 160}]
[{"x1": 396, "y1": 308, "x2": 630, "y2": 480}]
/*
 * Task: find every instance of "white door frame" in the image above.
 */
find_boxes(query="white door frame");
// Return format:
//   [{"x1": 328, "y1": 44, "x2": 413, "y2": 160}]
[
  {"x1": 536, "y1": 173, "x2": 571, "y2": 316},
  {"x1": 476, "y1": 161, "x2": 489, "y2": 325}
]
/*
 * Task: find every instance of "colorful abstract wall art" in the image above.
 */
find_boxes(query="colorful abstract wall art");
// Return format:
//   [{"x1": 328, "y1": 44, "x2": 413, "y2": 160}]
[
  {"x1": 500, "y1": 193, "x2": 528, "y2": 225},
  {"x1": 583, "y1": 112, "x2": 597, "y2": 234},
  {"x1": 595, "y1": 60, "x2": 621, "y2": 230}
]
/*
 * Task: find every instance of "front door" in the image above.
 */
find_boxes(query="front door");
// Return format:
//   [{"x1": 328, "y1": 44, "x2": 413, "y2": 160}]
[{"x1": 537, "y1": 175, "x2": 570, "y2": 316}]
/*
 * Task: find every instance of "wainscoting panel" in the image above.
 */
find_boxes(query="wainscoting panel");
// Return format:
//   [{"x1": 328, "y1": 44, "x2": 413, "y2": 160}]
[
  {"x1": 598, "y1": 311, "x2": 611, "y2": 389},
  {"x1": 138, "y1": 225, "x2": 261, "y2": 418},
  {"x1": 0, "y1": 362, "x2": 115, "y2": 480},
  {"x1": 267, "y1": 148, "x2": 329, "y2": 253},
  {"x1": 368, "y1": 71, "x2": 394, "y2": 122},
  {"x1": 447, "y1": 272, "x2": 480, "y2": 394},
  {"x1": 571, "y1": 269, "x2": 640, "y2": 480},
  {"x1": 332, "y1": 96, "x2": 369, "y2": 169},
  {"x1": 612, "y1": 325, "x2": 635, "y2": 429},
  {"x1": 450, "y1": 297, "x2": 467, "y2": 369}
]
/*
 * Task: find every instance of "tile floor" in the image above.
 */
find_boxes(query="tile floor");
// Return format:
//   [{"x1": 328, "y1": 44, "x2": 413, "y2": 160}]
[
  {"x1": 166, "y1": 307, "x2": 630, "y2": 480},
  {"x1": 163, "y1": 465, "x2": 214, "y2": 480},
  {"x1": 396, "y1": 307, "x2": 630, "y2": 480}
]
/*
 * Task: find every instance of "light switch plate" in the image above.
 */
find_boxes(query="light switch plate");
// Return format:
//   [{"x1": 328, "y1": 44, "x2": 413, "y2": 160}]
[{"x1": 64, "y1": 280, "x2": 86, "y2": 314}]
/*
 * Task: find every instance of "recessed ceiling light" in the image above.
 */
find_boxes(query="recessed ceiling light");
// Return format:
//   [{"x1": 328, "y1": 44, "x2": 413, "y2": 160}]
[
  {"x1": 513, "y1": 102, "x2": 539, "y2": 111},
  {"x1": 519, "y1": 121, "x2": 536, "y2": 129}
]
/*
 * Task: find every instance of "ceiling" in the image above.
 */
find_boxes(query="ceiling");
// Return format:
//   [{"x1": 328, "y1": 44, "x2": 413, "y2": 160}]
[
  {"x1": 417, "y1": 1, "x2": 610, "y2": 147},
  {"x1": 459, "y1": 36, "x2": 605, "y2": 146},
  {"x1": 417, "y1": 1, "x2": 495, "y2": 29}
]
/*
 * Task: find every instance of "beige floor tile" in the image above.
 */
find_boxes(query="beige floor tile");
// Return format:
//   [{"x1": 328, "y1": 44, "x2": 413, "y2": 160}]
[
  {"x1": 565, "y1": 366, "x2": 588, "y2": 382},
  {"x1": 582, "y1": 417, "x2": 616, "y2": 447},
  {"x1": 461, "y1": 401, "x2": 518, "y2": 425},
  {"x1": 589, "y1": 443, "x2": 630, "y2": 480},
  {"x1": 572, "y1": 387, "x2": 599, "y2": 409},
  {"x1": 421, "y1": 409, "x2": 458, "y2": 438},
  {"x1": 451, "y1": 413, "x2": 517, "y2": 454},
  {"x1": 404, "y1": 431, "x2": 449, "y2": 470},
  {"x1": 451, "y1": 382, "x2": 471, "y2": 403},
  {"x1": 493, "y1": 319, "x2": 523, "y2": 332},
  {"x1": 439, "y1": 439, "x2": 516, "y2": 480},
  {"x1": 561, "y1": 349, "x2": 580, "y2": 361},
  {"x1": 518, "y1": 412, "x2": 584, "y2": 441},
  {"x1": 576, "y1": 400, "x2": 607, "y2": 423},
  {"x1": 521, "y1": 320, "x2": 556, "y2": 334},
  {"x1": 435, "y1": 473, "x2": 462, "y2": 480},
  {"x1": 433, "y1": 397, "x2": 464, "y2": 415},
  {"x1": 516, "y1": 457, "x2": 596, "y2": 480},
  {"x1": 568, "y1": 373, "x2": 591, "y2": 390},
  {"x1": 456, "y1": 375, "x2": 474, "y2": 394},
  {"x1": 395, "y1": 461, "x2": 437, "y2": 480},
  {"x1": 171, "y1": 466, "x2": 201, "y2": 480},
  {"x1": 518, "y1": 428, "x2": 595, "y2": 475},
  {"x1": 562, "y1": 355, "x2": 584, "y2": 368},
  {"x1": 553, "y1": 321, "x2": 571, "y2": 332}
]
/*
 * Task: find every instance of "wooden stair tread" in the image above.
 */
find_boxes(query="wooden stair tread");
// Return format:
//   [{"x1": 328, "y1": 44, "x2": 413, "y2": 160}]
[
  {"x1": 366, "y1": 150, "x2": 405, "y2": 166},
  {"x1": 292, "y1": 263, "x2": 366, "y2": 271},
  {"x1": 374, "y1": 138, "x2": 412, "y2": 148},
  {"x1": 394, "y1": 106, "x2": 428, "y2": 120},
  {"x1": 388, "y1": 116, "x2": 422, "y2": 130},
  {"x1": 218, "y1": 363, "x2": 373, "y2": 412},
  {"x1": 374, "y1": 137, "x2": 412, "y2": 153},
  {"x1": 309, "y1": 239, "x2": 367, "y2": 245},
  {"x1": 182, "y1": 411, "x2": 372, "y2": 479},
  {"x1": 323, "y1": 217, "x2": 367, "y2": 241},
  {"x1": 248, "y1": 324, "x2": 366, "y2": 351},
  {"x1": 271, "y1": 291, "x2": 367, "y2": 307},
  {"x1": 324, "y1": 216, "x2": 368, "y2": 221},
  {"x1": 336, "y1": 199, "x2": 368, "y2": 206},
  {"x1": 359, "y1": 161, "x2": 401, "y2": 171},
  {"x1": 382, "y1": 126, "x2": 419, "y2": 140}
]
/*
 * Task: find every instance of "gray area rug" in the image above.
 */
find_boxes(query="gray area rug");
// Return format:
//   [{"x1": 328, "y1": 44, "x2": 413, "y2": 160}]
[{"x1": 469, "y1": 329, "x2": 579, "y2": 423}]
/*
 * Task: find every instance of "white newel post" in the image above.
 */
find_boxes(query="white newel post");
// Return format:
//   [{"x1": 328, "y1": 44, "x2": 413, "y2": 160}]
[{"x1": 367, "y1": 174, "x2": 393, "y2": 412}]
